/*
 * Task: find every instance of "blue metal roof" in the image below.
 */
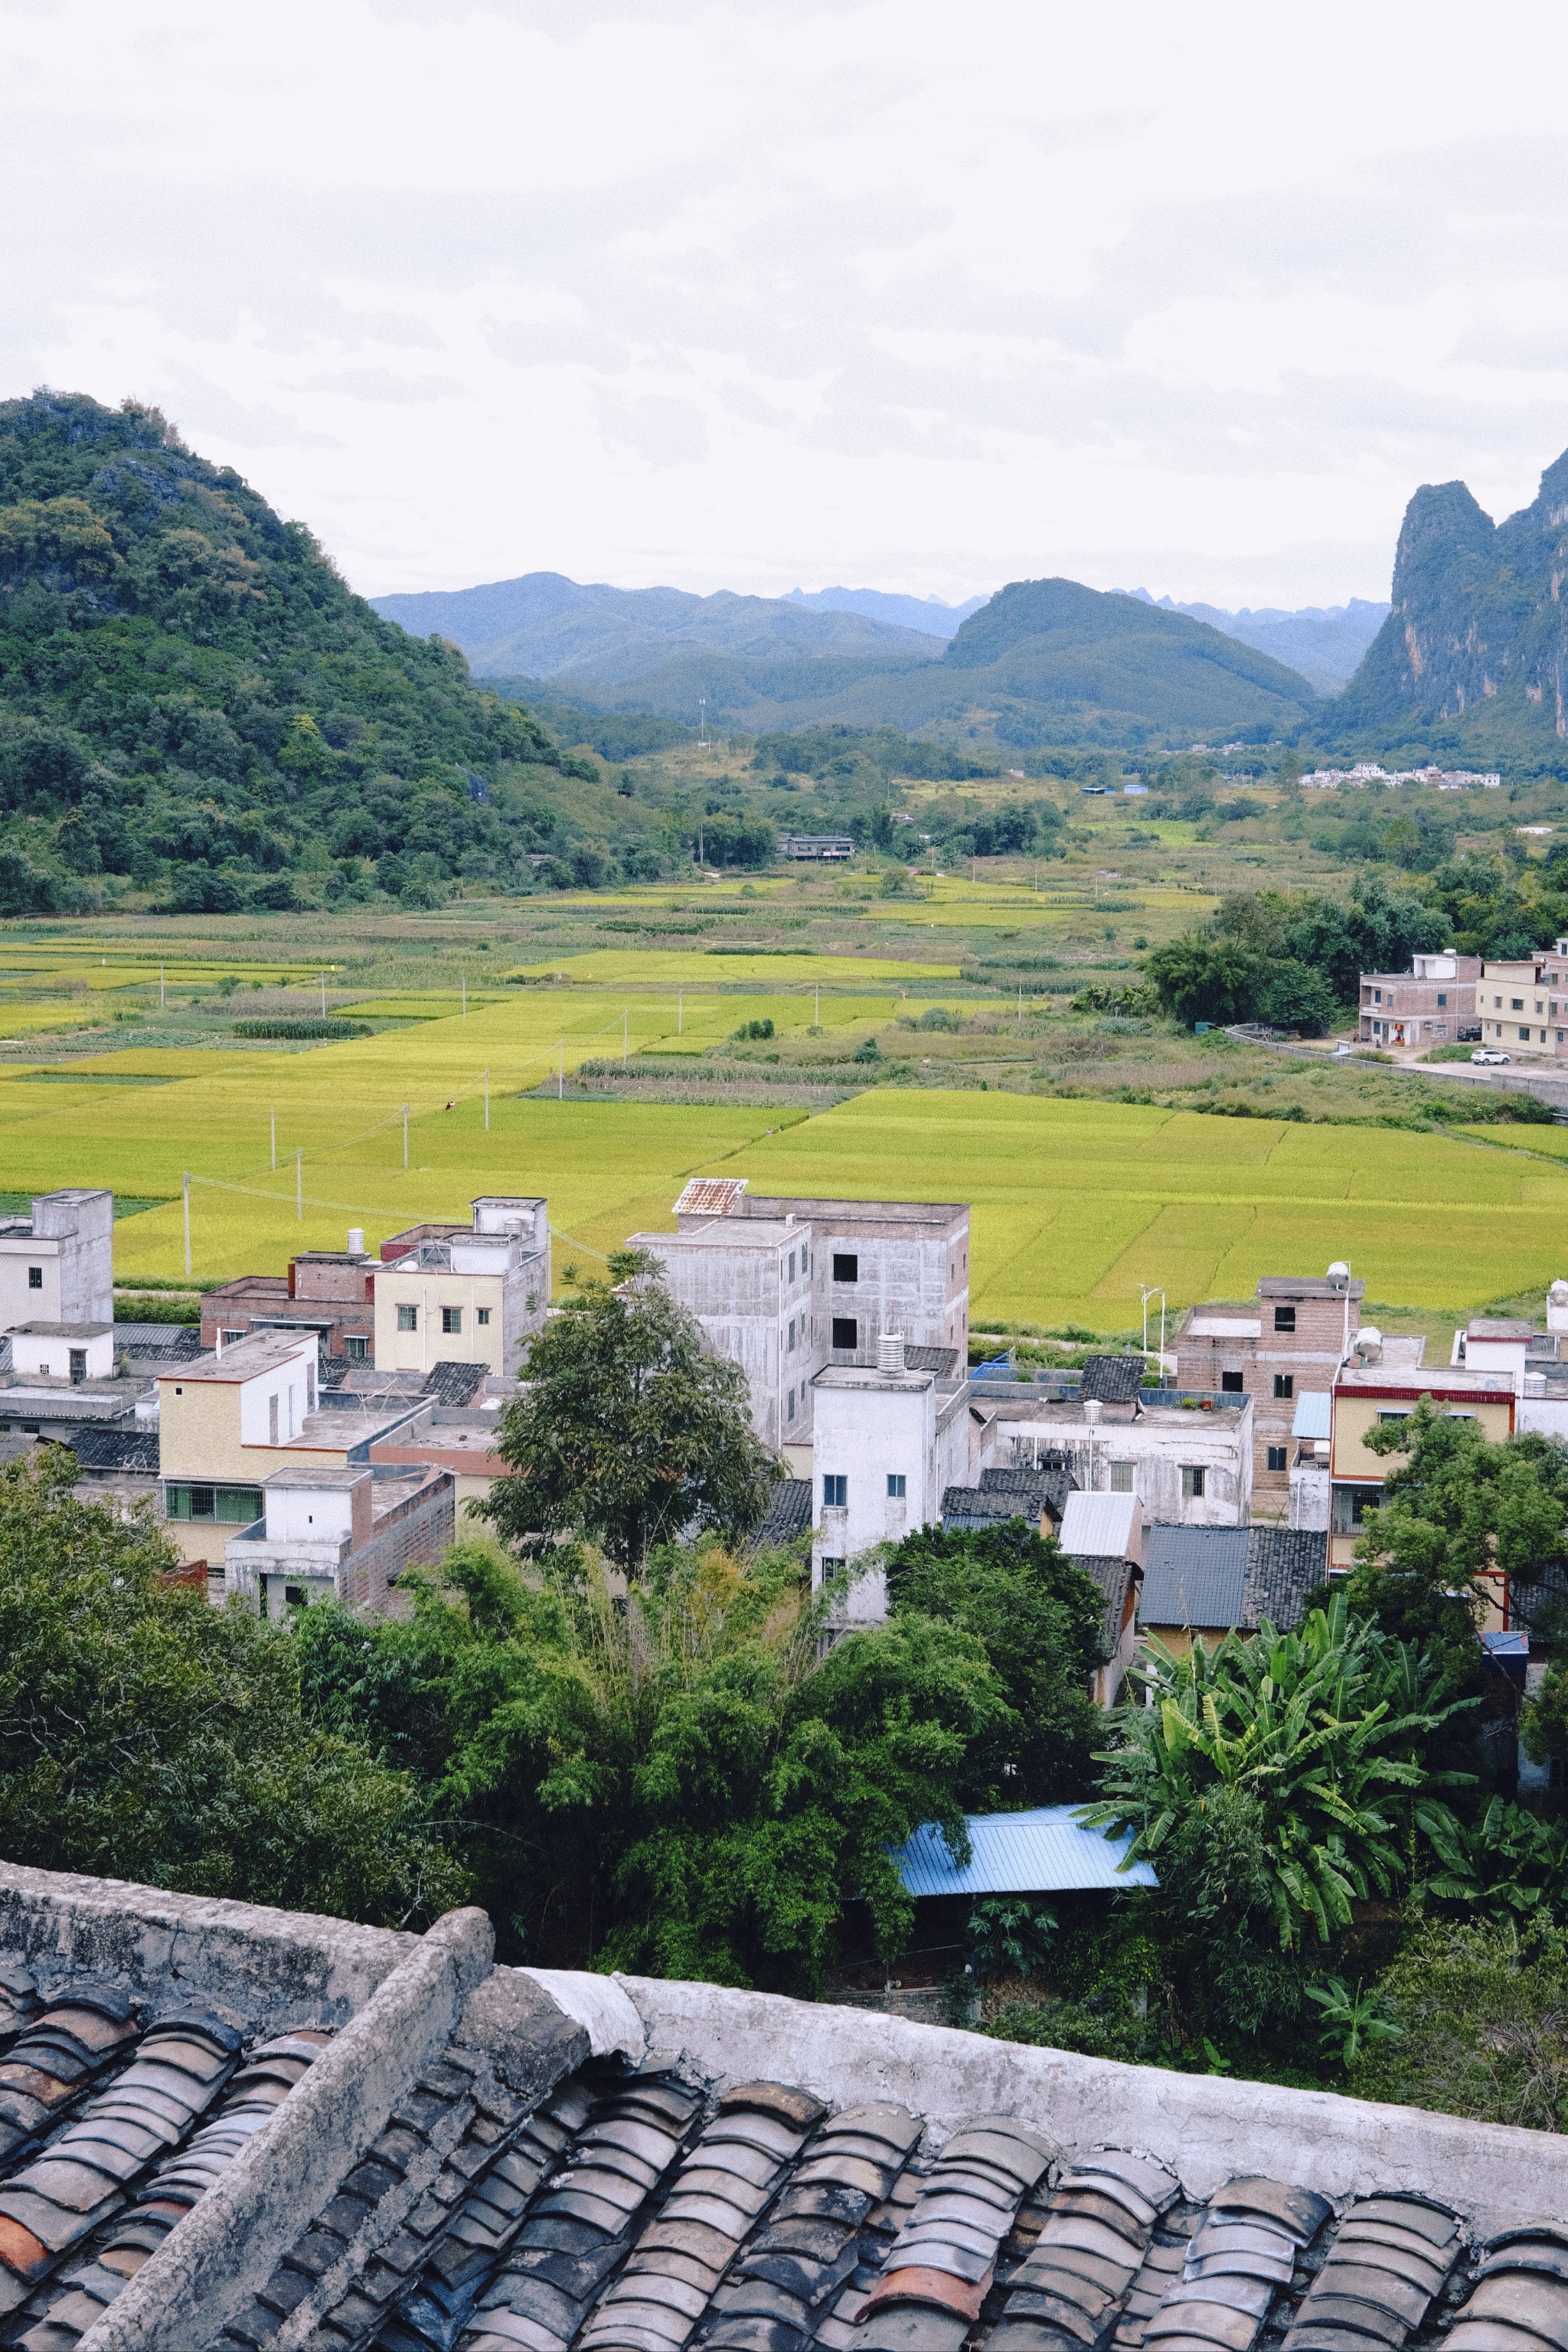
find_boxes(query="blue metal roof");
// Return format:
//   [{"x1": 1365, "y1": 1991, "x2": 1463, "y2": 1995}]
[
  {"x1": 1292, "y1": 1390, "x2": 1332, "y2": 1441},
  {"x1": 890, "y1": 1806, "x2": 1158, "y2": 1898}
]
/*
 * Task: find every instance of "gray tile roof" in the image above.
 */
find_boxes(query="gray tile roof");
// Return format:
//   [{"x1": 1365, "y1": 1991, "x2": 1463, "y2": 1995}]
[
  {"x1": 1078, "y1": 1355, "x2": 1146, "y2": 1405},
  {"x1": 903, "y1": 1346, "x2": 960, "y2": 1377},
  {"x1": 423, "y1": 1360, "x2": 492, "y2": 1407},
  {"x1": 1139, "y1": 1525, "x2": 1250, "y2": 1630},
  {"x1": 1141, "y1": 1526, "x2": 1328, "y2": 1634},
  {"x1": 755, "y1": 1478, "x2": 812, "y2": 1547},
  {"x1": 58, "y1": 1426, "x2": 160, "y2": 1474},
  {"x1": 1067, "y1": 1552, "x2": 1137, "y2": 1655},
  {"x1": 0, "y1": 1867, "x2": 1557, "y2": 2348},
  {"x1": 1243, "y1": 1527, "x2": 1328, "y2": 1629}
]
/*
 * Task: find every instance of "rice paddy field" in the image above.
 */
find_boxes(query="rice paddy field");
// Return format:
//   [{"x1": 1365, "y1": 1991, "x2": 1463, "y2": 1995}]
[{"x1": 0, "y1": 875, "x2": 1560, "y2": 1335}]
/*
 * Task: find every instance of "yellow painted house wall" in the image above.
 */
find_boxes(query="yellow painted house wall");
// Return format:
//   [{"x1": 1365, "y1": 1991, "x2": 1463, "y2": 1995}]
[{"x1": 374, "y1": 1269, "x2": 505, "y2": 1376}]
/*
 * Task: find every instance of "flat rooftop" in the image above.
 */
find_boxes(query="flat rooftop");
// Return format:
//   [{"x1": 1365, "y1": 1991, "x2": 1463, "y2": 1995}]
[
  {"x1": 160, "y1": 1330, "x2": 315, "y2": 1383},
  {"x1": 8, "y1": 1321, "x2": 115, "y2": 1338}
]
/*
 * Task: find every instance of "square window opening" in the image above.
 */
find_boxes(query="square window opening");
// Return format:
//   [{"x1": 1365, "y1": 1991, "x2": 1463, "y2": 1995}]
[
  {"x1": 26, "y1": 1267, "x2": 41, "y2": 1291},
  {"x1": 1266, "y1": 1446, "x2": 1288, "y2": 1472},
  {"x1": 1109, "y1": 1462, "x2": 1134, "y2": 1492},
  {"x1": 822, "y1": 1473, "x2": 847, "y2": 1508},
  {"x1": 1181, "y1": 1465, "x2": 1206, "y2": 1499},
  {"x1": 832, "y1": 1253, "x2": 858, "y2": 1283},
  {"x1": 831, "y1": 1316, "x2": 858, "y2": 1351},
  {"x1": 1220, "y1": 1370, "x2": 1243, "y2": 1393},
  {"x1": 441, "y1": 1305, "x2": 462, "y2": 1334},
  {"x1": 1274, "y1": 1374, "x2": 1294, "y2": 1399},
  {"x1": 887, "y1": 1472, "x2": 906, "y2": 1498},
  {"x1": 396, "y1": 1304, "x2": 417, "y2": 1332},
  {"x1": 1273, "y1": 1305, "x2": 1296, "y2": 1332}
]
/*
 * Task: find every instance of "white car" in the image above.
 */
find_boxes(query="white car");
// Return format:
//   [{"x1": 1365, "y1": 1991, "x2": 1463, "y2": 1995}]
[{"x1": 1471, "y1": 1049, "x2": 1511, "y2": 1065}]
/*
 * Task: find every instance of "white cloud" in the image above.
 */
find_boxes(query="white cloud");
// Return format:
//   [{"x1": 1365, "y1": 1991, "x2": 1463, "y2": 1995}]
[{"x1": 8, "y1": 0, "x2": 1568, "y2": 606}]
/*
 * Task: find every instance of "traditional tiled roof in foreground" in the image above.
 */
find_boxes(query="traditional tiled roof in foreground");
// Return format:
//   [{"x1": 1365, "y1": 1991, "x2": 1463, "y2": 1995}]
[{"x1": 0, "y1": 1865, "x2": 1563, "y2": 2351}]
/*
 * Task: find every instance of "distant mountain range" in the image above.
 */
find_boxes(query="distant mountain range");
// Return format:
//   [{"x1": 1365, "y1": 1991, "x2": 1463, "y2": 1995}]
[
  {"x1": 373, "y1": 569, "x2": 1319, "y2": 743},
  {"x1": 1331, "y1": 447, "x2": 1568, "y2": 756},
  {"x1": 782, "y1": 586, "x2": 986, "y2": 639},
  {"x1": 1125, "y1": 590, "x2": 1390, "y2": 694}
]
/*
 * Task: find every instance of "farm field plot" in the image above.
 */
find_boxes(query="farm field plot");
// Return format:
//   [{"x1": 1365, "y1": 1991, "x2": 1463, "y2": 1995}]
[
  {"x1": 511, "y1": 949, "x2": 960, "y2": 985},
  {"x1": 711, "y1": 1093, "x2": 1568, "y2": 1331}
]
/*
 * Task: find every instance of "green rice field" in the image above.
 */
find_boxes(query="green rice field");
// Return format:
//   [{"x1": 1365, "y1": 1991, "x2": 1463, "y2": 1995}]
[{"x1": 0, "y1": 904, "x2": 1559, "y2": 1334}]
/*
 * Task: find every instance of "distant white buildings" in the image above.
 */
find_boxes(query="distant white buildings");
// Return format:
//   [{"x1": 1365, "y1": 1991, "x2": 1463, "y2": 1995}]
[{"x1": 1301, "y1": 762, "x2": 1501, "y2": 789}]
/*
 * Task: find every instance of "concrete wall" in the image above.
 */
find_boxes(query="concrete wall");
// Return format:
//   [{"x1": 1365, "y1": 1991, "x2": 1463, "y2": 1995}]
[
  {"x1": 36, "y1": 1188, "x2": 114, "y2": 1324},
  {"x1": 639, "y1": 1224, "x2": 821, "y2": 1447},
  {"x1": 618, "y1": 1973, "x2": 1568, "y2": 2242},
  {"x1": 1001, "y1": 1406, "x2": 1252, "y2": 1526},
  {"x1": 812, "y1": 1369, "x2": 938, "y2": 1606}
]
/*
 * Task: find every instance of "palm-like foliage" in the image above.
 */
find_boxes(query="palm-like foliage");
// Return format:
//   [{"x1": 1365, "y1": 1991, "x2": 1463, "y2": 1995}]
[
  {"x1": 1080, "y1": 1597, "x2": 1472, "y2": 1948},
  {"x1": 1419, "y1": 1795, "x2": 1568, "y2": 1919}
]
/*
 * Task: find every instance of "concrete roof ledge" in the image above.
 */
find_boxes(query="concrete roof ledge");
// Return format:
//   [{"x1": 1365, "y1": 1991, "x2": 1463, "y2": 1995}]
[{"x1": 616, "y1": 1975, "x2": 1568, "y2": 2237}]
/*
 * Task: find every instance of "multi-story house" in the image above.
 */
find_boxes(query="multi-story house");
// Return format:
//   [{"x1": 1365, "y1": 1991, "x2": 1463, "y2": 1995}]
[
  {"x1": 1176, "y1": 1268, "x2": 1362, "y2": 1514},
  {"x1": 1357, "y1": 952, "x2": 1478, "y2": 1048},
  {"x1": 630, "y1": 1210, "x2": 822, "y2": 1454},
  {"x1": 1473, "y1": 939, "x2": 1568, "y2": 1058},
  {"x1": 374, "y1": 1197, "x2": 550, "y2": 1380},
  {"x1": 202, "y1": 1234, "x2": 377, "y2": 1364},
  {"x1": 0, "y1": 1188, "x2": 113, "y2": 1329},
  {"x1": 1328, "y1": 1356, "x2": 1516, "y2": 1606}
]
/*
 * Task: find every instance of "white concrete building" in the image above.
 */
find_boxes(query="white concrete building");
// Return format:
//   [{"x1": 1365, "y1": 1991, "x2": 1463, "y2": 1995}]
[
  {"x1": 7, "y1": 1321, "x2": 115, "y2": 1383},
  {"x1": 673, "y1": 1181, "x2": 969, "y2": 1368},
  {"x1": 375, "y1": 1197, "x2": 550, "y2": 1380},
  {"x1": 810, "y1": 1336, "x2": 973, "y2": 1621},
  {"x1": 984, "y1": 1386, "x2": 1254, "y2": 1525},
  {"x1": 631, "y1": 1213, "x2": 822, "y2": 1450},
  {"x1": 0, "y1": 1188, "x2": 113, "y2": 1331},
  {"x1": 224, "y1": 1462, "x2": 455, "y2": 1617}
]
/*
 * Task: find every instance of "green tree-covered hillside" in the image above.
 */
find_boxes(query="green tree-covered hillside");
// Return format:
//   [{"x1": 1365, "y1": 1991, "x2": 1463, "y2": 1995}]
[{"x1": 0, "y1": 390, "x2": 616, "y2": 910}]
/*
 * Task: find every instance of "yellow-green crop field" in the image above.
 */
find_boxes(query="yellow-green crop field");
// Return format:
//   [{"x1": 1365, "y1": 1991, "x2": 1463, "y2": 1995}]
[{"x1": 0, "y1": 924, "x2": 1558, "y2": 1330}]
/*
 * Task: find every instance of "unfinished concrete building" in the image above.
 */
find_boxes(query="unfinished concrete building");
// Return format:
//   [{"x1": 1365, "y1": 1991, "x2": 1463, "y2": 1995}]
[{"x1": 0, "y1": 1187, "x2": 113, "y2": 1331}]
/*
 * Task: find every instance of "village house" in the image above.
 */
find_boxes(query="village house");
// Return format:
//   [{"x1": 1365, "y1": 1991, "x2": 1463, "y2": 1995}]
[
  {"x1": 1357, "y1": 949, "x2": 1478, "y2": 1048},
  {"x1": 1177, "y1": 1267, "x2": 1362, "y2": 1514},
  {"x1": 1472, "y1": 937, "x2": 1568, "y2": 1058},
  {"x1": 374, "y1": 1196, "x2": 550, "y2": 1380}
]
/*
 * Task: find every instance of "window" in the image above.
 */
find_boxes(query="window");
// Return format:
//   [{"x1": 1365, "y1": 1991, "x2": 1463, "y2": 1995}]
[
  {"x1": 68, "y1": 1349, "x2": 86, "y2": 1385},
  {"x1": 786, "y1": 1387, "x2": 795, "y2": 1423},
  {"x1": 1521, "y1": 1027, "x2": 1532, "y2": 1042},
  {"x1": 819, "y1": 1557, "x2": 845, "y2": 1583},
  {"x1": 1512, "y1": 998, "x2": 1525, "y2": 1011},
  {"x1": 345, "y1": 1336, "x2": 368, "y2": 1362},
  {"x1": 268, "y1": 1394, "x2": 279, "y2": 1446},
  {"x1": 1377, "y1": 1406, "x2": 1410, "y2": 1424},
  {"x1": 284, "y1": 1585, "x2": 305, "y2": 1608},
  {"x1": 787, "y1": 1317, "x2": 796, "y2": 1351},
  {"x1": 1494, "y1": 995, "x2": 1502, "y2": 1008},
  {"x1": 1437, "y1": 992, "x2": 1447, "y2": 1008},
  {"x1": 1181, "y1": 1465, "x2": 1206, "y2": 1499},
  {"x1": 822, "y1": 1474, "x2": 847, "y2": 1507},
  {"x1": 1273, "y1": 1305, "x2": 1296, "y2": 1332},
  {"x1": 1372, "y1": 988, "x2": 1381, "y2": 1003},
  {"x1": 1266, "y1": 1446, "x2": 1288, "y2": 1472},
  {"x1": 26, "y1": 1267, "x2": 40, "y2": 1291},
  {"x1": 1331, "y1": 1485, "x2": 1382, "y2": 1532},
  {"x1": 801, "y1": 1243, "x2": 809, "y2": 1273},
  {"x1": 887, "y1": 1473, "x2": 906, "y2": 1498},
  {"x1": 1109, "y1": 1462, "x2": 1134, "y2": 1493},
  {"x1": 788, "y1": 1250, "x2": 796, "y2": 1282},
  {"x1": 222, "y1": 1328, "x2": 246, "y2": 1347},
  {"x1": 832, "y1": 1253, "x2": 858, "y2": 1283},
  {"x1": 1273, "y1": 1374, "x2": 1294, "y2": 1399},
  {"x1": 477, "y1": 1307, "x2": 491, "y2": 1325},
  {"x1": 831, "y1": 1316, "x2": 858, "y2": 1351},
  {"x1": 397, "y1": 1304, "x2": 418, "y2": 1332},
  {"x1": 441, "y1": 1305, "x2": 462, "y2": 1334},
  {"x1": 1220, "y1": 1370, "x2": 1243, "y2": 1393}
]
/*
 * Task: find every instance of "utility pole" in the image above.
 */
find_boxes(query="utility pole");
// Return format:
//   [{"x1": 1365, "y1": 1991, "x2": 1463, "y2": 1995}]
[
  {"x1": 678, "y1": 988, "x2": 683, "y2": 1035},
  {"x1": 270, "y1": 1106, "x2": 276, "y2": 1171},
  {"x1": 622, "y1": 1008, "x2": 629, "y2": 1064},
  {"x1": 814, "y1": 982, "x2": 820, "y2": 1025},
  {"x1": 462, "y1": 975, "x2": 467, "y2": 1018},
  {"x1": 320, "y1": 972, "x2": 327, "y2": 1017},
  {"x1": 182, "y1": 1172, "x2": 191, "y2": 1279},
  {"x1": 484, "y1": 1068, "x2": 489, "y2": 1130},
  {"x1": 296, "y1": 1149, "x2": 302, "y2": 1222},
  {"x1": 159, "y1": 964, "x2": 165, "y2": 1011},
  {"x1": 557, "y1": 1039, "x2": 564, "y2": 1099},
  {"x1": 402, "y1": 1104, "x2": 409, "y2": 1169}
]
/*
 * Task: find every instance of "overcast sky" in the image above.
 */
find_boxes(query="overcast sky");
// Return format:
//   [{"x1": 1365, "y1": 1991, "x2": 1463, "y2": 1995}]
[{"x1": 8, "y1": 0, "x2": 1568, "y2": 610}]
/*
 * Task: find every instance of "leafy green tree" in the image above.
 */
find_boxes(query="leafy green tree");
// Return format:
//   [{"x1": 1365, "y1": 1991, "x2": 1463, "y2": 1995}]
[
  {"x1": 0, "y1": 1452, "x2": 463, "y2": 1926},
  {"x1": 296, "y1": 1533, "x2": 1008, "y2": 1988},
  {"x1": 485, "y1": 1251, "x2": 779, "y2": 1573},
  {"x1": 1143, "y1": 932, "x2": 1260, "y2": 1025},
  {"x1": 1351, "y1": 1919, "x2": 1568, "y2": 2130},
  {"x1": 1336, "y1": 1403, "x2": 1568, "y2": 1678},
  {"x1": 884, "y1": 1520, "x2": 1106, "y2": 1805},
  {"x1": 1084, "y1": 1598, "x2": 1462, "y2": 1948}
]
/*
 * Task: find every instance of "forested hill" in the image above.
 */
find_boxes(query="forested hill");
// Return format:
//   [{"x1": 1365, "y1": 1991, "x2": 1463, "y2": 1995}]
[{"x1": 0, "y1": 391, "x2": 595, "y2": 913}]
